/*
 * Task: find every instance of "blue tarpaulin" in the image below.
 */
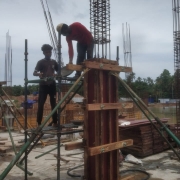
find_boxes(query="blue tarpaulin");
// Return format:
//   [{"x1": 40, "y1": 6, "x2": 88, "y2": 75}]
[{"x1": 21, "y1": 99, "x2": 36, "y2": 109}]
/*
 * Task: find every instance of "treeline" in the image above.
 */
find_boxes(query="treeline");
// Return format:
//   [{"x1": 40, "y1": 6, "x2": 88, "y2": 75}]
[
  {"x1": 119, "y1": 69, "x2": 176, "y2": 101},
  {"x1": 0, "y1": 85, "x2": 39, "y2": 96},
  {"x1": 0, "y1": 69, "x2": 176, "y2": 101}
]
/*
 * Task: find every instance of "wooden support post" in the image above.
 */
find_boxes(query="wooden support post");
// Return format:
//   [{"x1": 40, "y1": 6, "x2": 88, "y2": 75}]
[{"x1": 83, "y1": 59, "x2": 122, "y2": 180}]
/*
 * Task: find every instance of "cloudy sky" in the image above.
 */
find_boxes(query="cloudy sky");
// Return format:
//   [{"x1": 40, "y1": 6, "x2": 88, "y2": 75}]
[{"x1": 0, "y1": 0, "x2": 174, "y2": 86}]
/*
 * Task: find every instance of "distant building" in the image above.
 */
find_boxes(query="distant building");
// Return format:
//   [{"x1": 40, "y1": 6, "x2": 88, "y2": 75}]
[{"x1": 158, "y1": 98, "x2": 179, "y2": 104}]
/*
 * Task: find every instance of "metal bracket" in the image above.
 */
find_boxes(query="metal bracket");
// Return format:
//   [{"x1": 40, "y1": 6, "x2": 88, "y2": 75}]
[
  {"x1": 100, "y1": 104, "x2": 105, "y2": 109},
  {"x1": 99, "y1": 63, "x2": 104, "y2": 68},
  {"x1": 100, "y1": 148, "x2": 105, "y2": 153},
  {"x1": 122, "y1": 142, "x2": 127, "y2": 147}
]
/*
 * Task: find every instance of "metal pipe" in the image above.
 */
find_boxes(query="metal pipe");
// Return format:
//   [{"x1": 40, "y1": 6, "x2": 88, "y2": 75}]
[
  {"x1": 16, "y1": 163, "x2": 33, "y2": 176},
  {"x1": 48, "y1": 82, "x2": 82, "y2": 126},
  {"x1": 1, "y1": 88, "x2": 34, "y2": 128},
  {"x1": 112, "y1": 73, "x2": 180, "y2": 160},
  {"x1": 24, "y1": 39, "x2": 28, "y2": 180},
  {"x1": 4, "y1": 116, "x2": 17, "y2": 154},
  {"x1": 19, "y1": 133, "x2": 43, "y2": 164},
  {"x1": 35, "y1": 144, "x2": 62, "y2": 159},
  {"x1": 1, "y1": 88, "x2": 46, "y2": 147},
  {"x1": 0, "y1": 69, "x2": 88, "y2": 180}
]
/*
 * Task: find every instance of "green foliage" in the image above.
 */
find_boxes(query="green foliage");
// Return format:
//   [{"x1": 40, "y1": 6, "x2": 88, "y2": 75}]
[
  {"x1": 12, "y1": 85, "x2": 23, "y2": 96},
  {"x1": 155, "y1": 69, "x2": 174, "y2": 98},
  {"x1": 0, "y1": 69, "x2": 175, "y2": 101},
  {"x1": 118, "y1": 69, "x2": 174, "y2": 101}
]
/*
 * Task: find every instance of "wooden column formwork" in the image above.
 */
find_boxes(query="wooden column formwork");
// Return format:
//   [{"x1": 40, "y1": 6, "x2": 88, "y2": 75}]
[{"x1": 84, "y1": 60, "x2": 119, "y2": 180}]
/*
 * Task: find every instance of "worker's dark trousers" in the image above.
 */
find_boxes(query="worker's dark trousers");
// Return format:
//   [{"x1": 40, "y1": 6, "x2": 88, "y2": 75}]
[
  {"x1": 76, "y1": 41, "x2": 94, "y2": 76},
  {"x1": 37, "y1": 84, "x2": 57, "y2": 125}
]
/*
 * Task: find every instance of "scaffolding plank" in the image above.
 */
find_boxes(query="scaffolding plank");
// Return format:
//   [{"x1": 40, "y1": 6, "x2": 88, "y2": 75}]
[
  {"x1": 121, "y1": 175, "x2": 135, "y2": 180},
  {"x1": 84, "y1": 61, "x2": 132, "y2": 72},
  {"x1": 65, "y1": 104, "x2": 83, "y2": 110}
]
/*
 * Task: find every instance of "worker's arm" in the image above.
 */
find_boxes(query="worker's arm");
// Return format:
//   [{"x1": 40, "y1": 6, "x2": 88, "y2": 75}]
[
  {"x1": 33, "y1": 70, "x2": 43, "y2": 78},
  {"x1": 33, "y1": 61, "x2": 43, "y2": 78},
  {"x1": 66, "y1": 38, "x2": 73, "y2": 64}
]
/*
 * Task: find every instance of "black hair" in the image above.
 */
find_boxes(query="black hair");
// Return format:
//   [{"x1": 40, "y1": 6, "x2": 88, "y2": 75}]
[
  {"x1": 41, "y1": 44, "x2": 53, "y2": 51},
  {"x1": 61, "y1": 24, "x2": 69, "y2": 35}
]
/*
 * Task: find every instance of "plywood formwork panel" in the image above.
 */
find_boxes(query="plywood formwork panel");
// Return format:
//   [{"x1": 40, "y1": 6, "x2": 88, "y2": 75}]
[{"x1": 83, "y1": 61, "x2": 119, "y2": 180}]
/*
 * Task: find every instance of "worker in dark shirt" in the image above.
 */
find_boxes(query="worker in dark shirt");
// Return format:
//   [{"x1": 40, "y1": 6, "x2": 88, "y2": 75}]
[
  {"x1": 33, "y1": 44, "x2": 58, "y2": 126},
  {"x1": 56, "y1": 22, "x2": 94, "y2": 78}
]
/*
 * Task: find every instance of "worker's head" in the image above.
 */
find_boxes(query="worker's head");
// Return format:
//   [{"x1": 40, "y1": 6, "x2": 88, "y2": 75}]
[
  {"x1": 56, "y1": 23, "x2": 69, "y2": 36},
  {"x1": 41, "y1": 44, "x2": 53, "y2": 60}
]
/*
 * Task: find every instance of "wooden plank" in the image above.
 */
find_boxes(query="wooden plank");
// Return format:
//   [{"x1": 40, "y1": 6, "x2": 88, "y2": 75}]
[
  {"x1": 84, "y1": 61, "x2": 132, "y2": 72},
  {"x1": 0, "y1": 137, "x2": 8, "y2": 141},
  {"x1": 65, "y1": 141, "x2": 83, "y2": 151},
  {"x1": 0, "y1": 147, "x2": 7, "y2": 153},
  {"x1": 66, "y1": 64, "x2": 83, "y2": 71},
  {"x1": 87, "y1": 58, "x2": 118, "y2": 65},
  {"x1": 99, "y1": 58, "x2": 118, "y2": 65},
  {"x1": 87, "y1": 103, "x2": 121, "y2": 111},
  {"x1": 120, "y1": 175, "x2": 135, "y2": 180},
  {"x1": 88, "y1": 139, "x2": 133, "y2": 156},
  {"x1": 0, "y1": 126, "x2": 6, "y2": 130},
  {"x1": 65, "y1": 104, "x2": 84, "y2": 111}
]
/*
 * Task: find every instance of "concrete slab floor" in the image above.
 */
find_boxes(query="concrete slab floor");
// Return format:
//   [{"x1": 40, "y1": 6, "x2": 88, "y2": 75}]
[{"x1": 0, "y1": 131, "x2": 180, "y2": 180}]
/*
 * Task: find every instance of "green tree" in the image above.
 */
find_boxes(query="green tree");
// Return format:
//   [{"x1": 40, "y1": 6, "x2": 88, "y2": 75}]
[{"x1": 155, "y1": 69, "x2": 173, "y2": 98}]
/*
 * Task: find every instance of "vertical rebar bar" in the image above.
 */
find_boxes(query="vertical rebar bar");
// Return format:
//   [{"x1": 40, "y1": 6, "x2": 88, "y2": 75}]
[
  {"x1": 90, "y1": 0, "x2": 111, "y2": 59},
  {"x1": 172, "y1": 0, "x2": 180, "y2": 130},
  {"x1": 122, "y1": 22, "x2": 132, "y2": 80},
  {"x1": 116, "y1": 46, "x2": 119, "y2": 63}
]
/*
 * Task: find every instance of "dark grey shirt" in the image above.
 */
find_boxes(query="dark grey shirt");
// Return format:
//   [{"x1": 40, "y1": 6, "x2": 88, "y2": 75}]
[{"x1": 34, "y1": 59, "x2": 58, "y2": 85}]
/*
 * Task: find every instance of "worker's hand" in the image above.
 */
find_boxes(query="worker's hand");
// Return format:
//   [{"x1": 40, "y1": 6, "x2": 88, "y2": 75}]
[{"x1": 38, "y1": 73, "x2": 43, "y2": 78}]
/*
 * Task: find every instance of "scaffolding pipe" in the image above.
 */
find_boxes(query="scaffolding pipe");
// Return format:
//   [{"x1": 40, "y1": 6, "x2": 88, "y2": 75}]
[
  {"x1": 35, "y1": 144, "x2": 63, "y2": 159},
  {"x1": 112, "y1": 73, "x2": 180, "y2": 160},
  {"x1": 0, "y1": 96, "x2": 24, "y2": 132},
  {"x1": 0, "y1": 68, "x2": 88, "y2": 180},
  {"x1": 24, "y1": 39, "x2": 28, "y2": 180}
]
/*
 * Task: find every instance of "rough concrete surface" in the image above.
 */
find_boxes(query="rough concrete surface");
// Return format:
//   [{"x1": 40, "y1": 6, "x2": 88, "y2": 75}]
[{"x1": 0, "y1": 131, "x2": 180, "y2": 180}]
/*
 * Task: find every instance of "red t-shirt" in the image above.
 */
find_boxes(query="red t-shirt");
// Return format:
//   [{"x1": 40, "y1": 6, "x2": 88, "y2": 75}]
[{"x1": 66, "y1": 22, "x2": 93, "y2": 59}]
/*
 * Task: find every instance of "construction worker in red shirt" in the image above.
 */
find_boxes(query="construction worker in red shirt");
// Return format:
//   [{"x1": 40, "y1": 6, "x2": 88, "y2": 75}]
[{"x1": 56, "y1": 22, "x2": 94, "y2": 78}]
